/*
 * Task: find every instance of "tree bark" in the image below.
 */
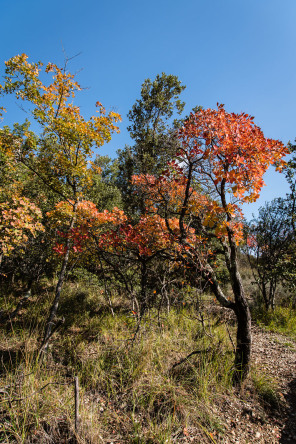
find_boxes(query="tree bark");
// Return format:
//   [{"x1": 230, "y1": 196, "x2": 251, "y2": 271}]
[
  {"x1": 40, "y1": 205, "x2": 77, "y2": 354},
  {"x1": 215, "y1": 220, "x2": 252, "y2": 383},
  {"x1": 233, "y1": 289, "x2": 252, "y2": 383},
  {"x1": 228, "y1": 239, "x2": 252, "y2": 383},
  {"x1": 205, "y1": 263, "x2": 252, "y2": 383}
]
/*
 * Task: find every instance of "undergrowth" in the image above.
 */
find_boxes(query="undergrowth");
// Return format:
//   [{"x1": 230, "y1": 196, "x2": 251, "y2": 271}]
[
  {"x1": 252, "y1": 305, "x2": 296, "y2": 340},
  {"x1": 251, "y1": 371, "x2": 281, "y2": 411},
  {"x1": 1, "y1": 279, "x2": 294, "y2": 442}
]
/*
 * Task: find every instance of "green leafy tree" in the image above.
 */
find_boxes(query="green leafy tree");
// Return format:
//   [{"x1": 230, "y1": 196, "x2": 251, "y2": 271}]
[
  {"x1": 285, "y1": 140, "x2": 296, "y2": 233},
  {"x1": 279, "y1": 141, "x2": 296, "y2": 300},
  {"x1": 86, "y1": 155, "x2": 122, "y2": 211},
  {"x1": 117, "y1": 73, "x2": 186, "y2": 214},
  {"x1": 245, "y1": 198, "x2": 294, "y2": 310}
]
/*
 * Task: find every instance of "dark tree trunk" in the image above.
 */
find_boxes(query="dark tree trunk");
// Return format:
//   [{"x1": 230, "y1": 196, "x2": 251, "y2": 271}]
[
  {"x1": 262, "y1": 281, "x2": 269, "y2": 310},
  {"x1": 217, "y1": 179, "x2": 252, "y2": 382},
  {"x1": 233, "y1": 294, "x2": 252, "y2": 383},
  {"x1": 220, "y1": 216, "x2": 252, "y2": 383},
  {"x1": 269, "y1": 280, "x2": 276, "y2": 311},
  {"x1": 41, "y1": 248, "x2": 70, "y2": 349},
  {"x1": 140, "y1": 259, "x2": 148, "y2": 315},
  {"x1": 130, "y1": 258, "x2": 148, "y2": 344},
  {"x1": 203, "y1": 260, "x2": 252, "y2": 383},
  {"x1": 228, "y1": 247, "x2": 252, "y2": 383}
]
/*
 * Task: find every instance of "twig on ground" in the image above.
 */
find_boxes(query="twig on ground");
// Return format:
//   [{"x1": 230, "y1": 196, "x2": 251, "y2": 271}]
[{"x1": 170, "y1": 347, "x2": 212, "y2": 371}]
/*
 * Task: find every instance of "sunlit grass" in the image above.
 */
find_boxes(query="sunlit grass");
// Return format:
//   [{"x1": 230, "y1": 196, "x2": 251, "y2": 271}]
[
  {"x1": 252, "y1": 306, "x2": 296, "y2": 339},
  {"x1": 2, "y1": 278, "x2": 290, "y2": 442}
]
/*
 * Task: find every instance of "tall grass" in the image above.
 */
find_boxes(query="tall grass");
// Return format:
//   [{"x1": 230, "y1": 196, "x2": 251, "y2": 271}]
[
  {"x1": 2, "y1": 278, "x2": 286, "y2": 442},
  {"x1": 252, "y1": 305, "x2": 296, "y2": 339}
]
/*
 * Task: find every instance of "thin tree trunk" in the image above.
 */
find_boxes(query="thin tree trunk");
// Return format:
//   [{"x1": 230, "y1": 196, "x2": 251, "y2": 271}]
[
  {"x1": 140, "y1": 259, "x2": 148, "y2": 314},
  {"x1": 262, "y1": 281, "x2": 269, "y2": 310},
  {"x1": 130, "y1": 259, "x2": 148, "y2": 344},
  {"x1": 40, "y1": 206, "x2": 77, "y2": 353},
  {"x1": 269, "y1": 280, "x2": 276, "y2": 311}
]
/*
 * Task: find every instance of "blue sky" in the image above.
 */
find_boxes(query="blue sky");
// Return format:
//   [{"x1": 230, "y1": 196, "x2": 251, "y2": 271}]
[{"x1": 1, "y1": 0, "x2": 295, "y2": 219}]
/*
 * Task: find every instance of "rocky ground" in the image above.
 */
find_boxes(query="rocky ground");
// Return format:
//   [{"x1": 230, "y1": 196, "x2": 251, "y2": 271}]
[{"x1": 173, "y1": 326, "x2": 296, "y2": 443}]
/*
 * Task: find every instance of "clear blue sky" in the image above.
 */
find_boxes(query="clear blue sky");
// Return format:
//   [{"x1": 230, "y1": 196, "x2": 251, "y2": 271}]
[{"x1": 1, "y1": 0, "x2": 295, "y2": 219}]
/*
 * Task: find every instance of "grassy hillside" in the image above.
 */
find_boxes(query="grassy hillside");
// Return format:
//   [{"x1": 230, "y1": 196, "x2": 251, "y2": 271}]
[{"x1": 1, "y1": 273, "x2": 295, "y2": 443}]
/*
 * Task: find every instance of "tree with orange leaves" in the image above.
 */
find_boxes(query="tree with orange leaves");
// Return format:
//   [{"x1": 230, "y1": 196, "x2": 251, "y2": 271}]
[
  {"x1": 50, "y1": 198, "x2": 180, "y2": 321},
  {"x1": 134, "y1": 104, "x2": 287, "y2": 382}
]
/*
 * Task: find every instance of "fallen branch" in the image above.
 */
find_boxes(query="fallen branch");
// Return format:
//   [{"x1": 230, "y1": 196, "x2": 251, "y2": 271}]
[
  {"x1": 170, "y1": 347, "x2": 212, "y2": 371},
  {"x1": 170, "y1": 341, "x2": 223, "y2": 372}
]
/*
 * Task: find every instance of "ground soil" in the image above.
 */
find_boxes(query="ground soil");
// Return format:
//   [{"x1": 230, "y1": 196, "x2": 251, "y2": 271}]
[{"x1": 175, "y1": 326, "x2": 296, "y2": 443}]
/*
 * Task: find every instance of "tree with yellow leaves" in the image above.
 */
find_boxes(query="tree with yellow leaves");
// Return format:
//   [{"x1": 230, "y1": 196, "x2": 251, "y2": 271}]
[{"x1": 0, "y1": 54, "x2": 121, "y2": 351}]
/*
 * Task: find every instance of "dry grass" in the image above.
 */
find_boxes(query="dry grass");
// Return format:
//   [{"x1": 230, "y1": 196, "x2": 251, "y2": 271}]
[
  {"x1": 1, "y1": 277, "x2": 294, "y2": 443},
  {"x1": 0, "y1": 280, "x2": 237, "y2": 443}
]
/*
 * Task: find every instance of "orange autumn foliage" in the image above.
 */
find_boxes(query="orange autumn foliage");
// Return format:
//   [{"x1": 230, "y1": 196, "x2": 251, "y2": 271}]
[
  {"x1": 49, "y1": 105, "x2": 288, "y2": 268},
  {"x1": 0, "y1": 193, "x2": 44, "y2": 257},
  {"x1": 132, "y1": 105, "x2": 287, "y2": 250},
  {"x1": 178, "y1": 104, "x2": 287, "y2": 202}
]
